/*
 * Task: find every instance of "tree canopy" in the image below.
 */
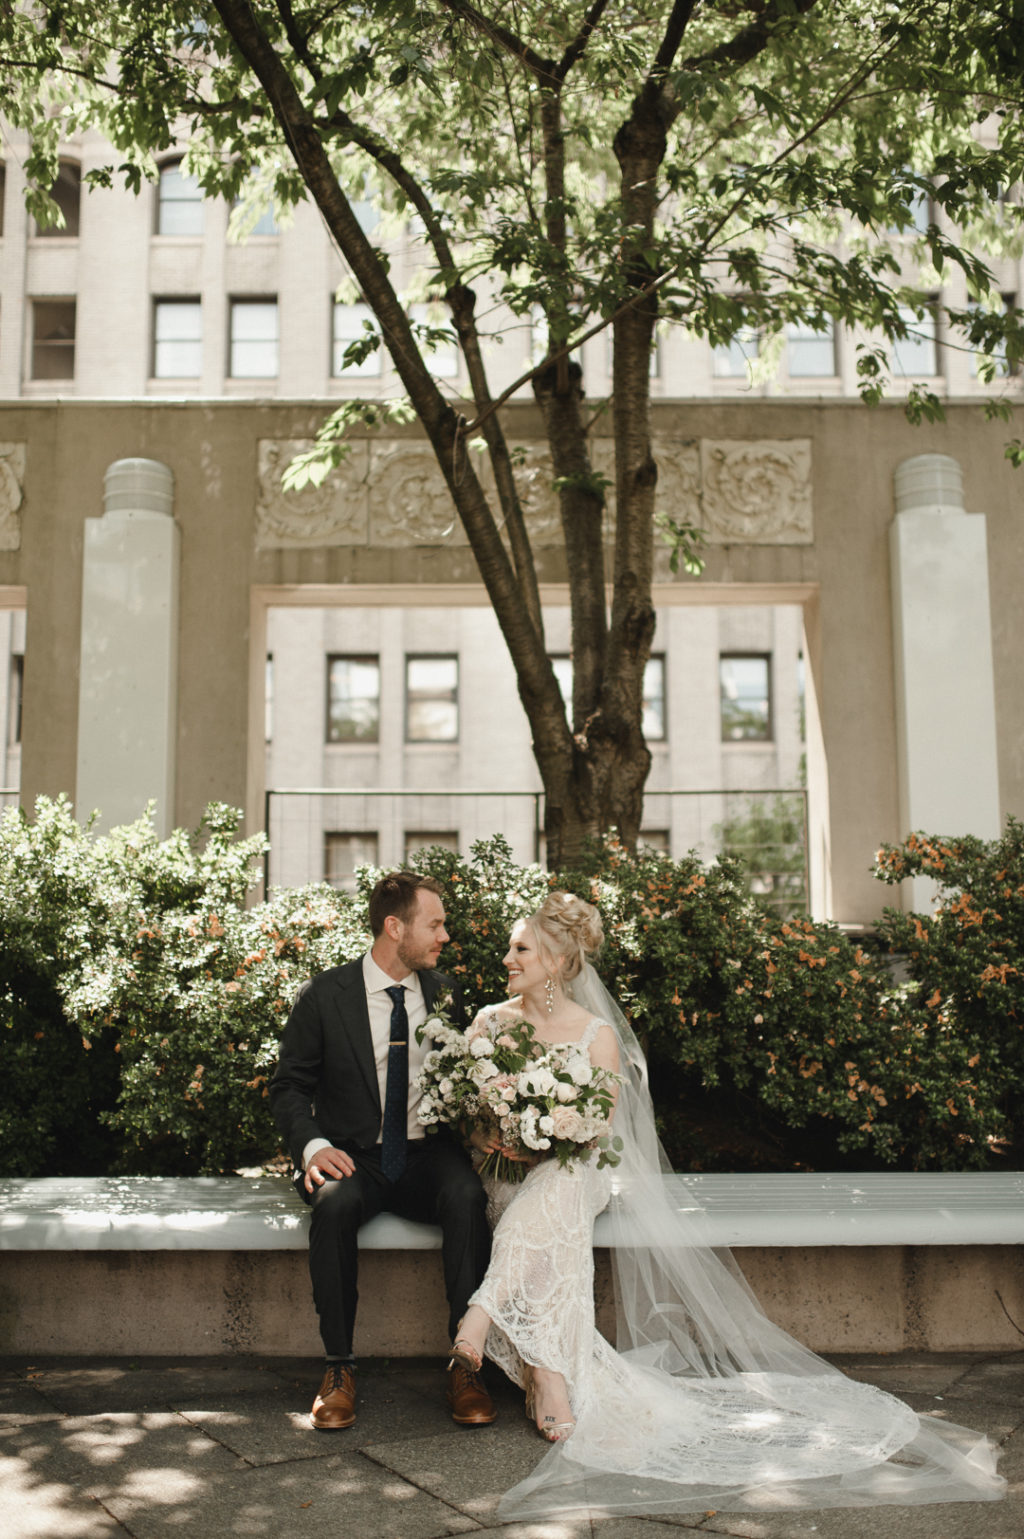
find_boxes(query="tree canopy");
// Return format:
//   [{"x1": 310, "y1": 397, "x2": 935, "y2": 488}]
[{"x1": 2, "y1": 0, "x2": 1023, "y2": 861}]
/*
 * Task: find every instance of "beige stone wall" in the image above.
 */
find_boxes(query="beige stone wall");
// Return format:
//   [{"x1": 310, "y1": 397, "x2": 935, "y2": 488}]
[
  {"x1": 2, "y1": 1245, "x2": 1021, "y2": 1355},
  {"x1": 1, "y1": 396, "x2": 1021, "y2": 922}
]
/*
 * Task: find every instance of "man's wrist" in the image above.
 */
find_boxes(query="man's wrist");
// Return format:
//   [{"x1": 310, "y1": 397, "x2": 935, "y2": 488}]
[{"x1": 302, "y1": 1137, "x2": 333, "y2": 1169}]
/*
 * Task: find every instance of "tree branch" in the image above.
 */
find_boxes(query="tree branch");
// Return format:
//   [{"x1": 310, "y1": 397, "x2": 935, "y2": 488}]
[
  {"x1": 684, "y1": 0, "x2": 820, "y2": 73},
  {"x1": 275, "y1": 0, "x2": 322, "y2": 81},
  {"x1": 436, "y1": 0, "x2": 558, "y2": 87},
  {"x1": 554, "y1": 0, "x2": 613, "y2": 82}
]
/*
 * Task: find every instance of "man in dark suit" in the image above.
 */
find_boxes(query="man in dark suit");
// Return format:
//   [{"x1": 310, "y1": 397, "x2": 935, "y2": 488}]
[{"x1": 270, "y1": 870, "x2": 494, "y2": 1430}]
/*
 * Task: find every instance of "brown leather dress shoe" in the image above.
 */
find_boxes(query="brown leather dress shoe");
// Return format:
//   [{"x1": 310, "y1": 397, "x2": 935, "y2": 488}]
[
  {"x1": 310, "y1": 1363, "x2": 356, "y2": 1429},
  {"x1": 446, "y1": 1361, "x2": 497, "y2": 1425}
]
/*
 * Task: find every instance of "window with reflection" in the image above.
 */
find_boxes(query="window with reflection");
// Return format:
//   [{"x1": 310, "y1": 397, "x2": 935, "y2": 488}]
[
  {"x1": 327, "y1": 655, "x2": 380, "y2": 742},
  {"x1": 30, "y1": 299, "x2": 76, "y2": 380},
  {"x1": 229, "y1": 298, "x2": 278, "y2": 378},
  {"x1": 720, "y1": 654, "x2": 772, "y2": 741},
  {"x1": 35, "y1": 160, "x2": 80, "y2": 237},
  {"x1": 968, "y1": 293, "x2": 1020, "y2": 379},
  {"x1": 405, "y1": 831, "x2": 459, "y2": 860},
  {"x1": 406, "y1": 655, "x2": 458, "y2": 741},
  {"x1": 891, "y1": 301, "x2": 938, "y2": 377},
  {"x1": 332, "y1": 301, "x2": 382, "y2": 377},
  {"x1": 713, "y1": 324, "x2": 759, "y2": 379},
  {"x1": 152, "y1": 299, "x2": 202, "y2": 378},
  {"x1": 7, "y1": 653, "x2": 22, "y2": 746},
  {"x1": 156, "y1": 160, "x2": 204, "y2": 236},
  {"x1": 325, "y1": 832, "x2": 378, "y2": 892},
  {"x1": 787, "y1": 320, "x2": 837, "y2": 378},
  {"x1": 411, "y1": 302, "x2": 458, "y2": 378}
]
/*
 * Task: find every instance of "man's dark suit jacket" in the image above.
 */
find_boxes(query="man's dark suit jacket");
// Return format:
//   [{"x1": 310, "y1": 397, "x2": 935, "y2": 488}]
[{"x1": 269, "y1": 957, "x2": 454, "y2": 1172}]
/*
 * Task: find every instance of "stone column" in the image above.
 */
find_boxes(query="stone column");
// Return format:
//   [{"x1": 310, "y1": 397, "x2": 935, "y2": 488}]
[
  {"x1": 889, "y1": 453, "x2": 1000, "y2": 907},
  {"x1": 75, "y1": 459, "x2": 179, "y2": 835}
]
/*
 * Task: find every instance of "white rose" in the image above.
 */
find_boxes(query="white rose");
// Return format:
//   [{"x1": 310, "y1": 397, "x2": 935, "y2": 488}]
[
  {"x1": 550, "y1": 1105, "x2": 586, "y2": 1140},
  {"x1": 555, "y1": 1081, "x2": 576, "y2": 1103},
  {"x1": 520, "y1": 1066, "x2": 557, "y2": 1096},
  {"x1": 439, "y1": 1077, "x2": 453, "y2": 1097}
]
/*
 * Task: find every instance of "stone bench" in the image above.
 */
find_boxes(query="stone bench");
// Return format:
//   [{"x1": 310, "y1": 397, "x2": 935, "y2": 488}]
[{"x1": 1, "y1": 1172, "x2": 1022, "y2": 1358}]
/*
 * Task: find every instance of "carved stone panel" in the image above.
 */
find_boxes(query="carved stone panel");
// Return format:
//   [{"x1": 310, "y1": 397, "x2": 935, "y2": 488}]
[
  {"x1": 368, "y1": 443, "x2": 466, "y2": 545},
  {"x1": 0, "y1": 442, "x2": 26, "y2": 552},
  {"x1": 700, "y1": 439, "x2": 813, "y2": 544},
  {"x1": 652, "y1": 440, "x2": 701, "y2": 528},
  {"x1": 255, "y1": 439, "x2": 369, "y2": 549}
]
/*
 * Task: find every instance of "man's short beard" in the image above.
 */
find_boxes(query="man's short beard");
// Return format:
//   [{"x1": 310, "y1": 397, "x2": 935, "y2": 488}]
[{"x1": 397, "y1": 940, "x2": 434, "y2": 973}]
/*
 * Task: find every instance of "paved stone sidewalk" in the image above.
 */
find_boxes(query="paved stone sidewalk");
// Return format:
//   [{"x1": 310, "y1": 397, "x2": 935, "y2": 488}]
[{"x1": 1, "y1": 1352, "x2": 1021, "y2": 1539}]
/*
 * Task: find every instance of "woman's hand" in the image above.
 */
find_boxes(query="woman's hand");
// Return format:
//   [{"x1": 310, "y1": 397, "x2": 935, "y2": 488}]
[{"x1": 467, "y1": 1124, "x2": 538, "y2": 1164}]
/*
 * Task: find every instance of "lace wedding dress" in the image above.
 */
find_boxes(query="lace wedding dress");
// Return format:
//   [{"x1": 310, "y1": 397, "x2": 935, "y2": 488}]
[{"x1": 466, "y1": 993, "x2": 1005, "y2": 1522}]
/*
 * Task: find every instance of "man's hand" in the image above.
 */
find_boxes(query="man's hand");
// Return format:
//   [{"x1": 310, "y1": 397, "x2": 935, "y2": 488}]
[{"x1": 303, "y1": 1146, "x2": 356, "y2": 1193}]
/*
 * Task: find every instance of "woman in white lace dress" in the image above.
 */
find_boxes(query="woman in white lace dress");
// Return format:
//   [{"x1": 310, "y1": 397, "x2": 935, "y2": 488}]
[{"x1": 448, "y1": 893, "x2": 1005, "y2": 1522}]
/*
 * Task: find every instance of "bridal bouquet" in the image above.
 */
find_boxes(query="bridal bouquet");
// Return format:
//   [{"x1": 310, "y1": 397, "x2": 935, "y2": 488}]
[{"x1": 415, "y1": 1006, "x2": 622, "y2": 1183}]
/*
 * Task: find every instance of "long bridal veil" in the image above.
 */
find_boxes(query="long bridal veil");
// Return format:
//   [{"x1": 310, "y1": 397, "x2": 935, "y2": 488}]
[{"x1": 498, "y1": 962, "x2": 1005, "y2": 1520}]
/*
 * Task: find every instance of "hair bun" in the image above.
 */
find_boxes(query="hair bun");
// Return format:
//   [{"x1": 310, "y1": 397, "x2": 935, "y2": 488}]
[{"x1": 529, "y1": 891, "x2": 603, "y2": 980}]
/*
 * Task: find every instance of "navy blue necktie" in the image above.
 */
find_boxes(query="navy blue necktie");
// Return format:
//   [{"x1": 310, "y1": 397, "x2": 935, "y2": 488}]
[{"x1": 381, "y1": 985, "x2": 409, "y2": 1183}]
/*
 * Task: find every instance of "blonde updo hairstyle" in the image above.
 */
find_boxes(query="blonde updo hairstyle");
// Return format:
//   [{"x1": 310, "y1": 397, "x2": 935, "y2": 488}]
[{"x1": 526, "y1": 891, "x2": 603, "y2": 983}]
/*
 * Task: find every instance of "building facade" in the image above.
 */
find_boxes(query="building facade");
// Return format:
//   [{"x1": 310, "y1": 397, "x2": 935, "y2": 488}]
[{"x1": 0, "y1": 129, "x2": 1020, "y2": 918}]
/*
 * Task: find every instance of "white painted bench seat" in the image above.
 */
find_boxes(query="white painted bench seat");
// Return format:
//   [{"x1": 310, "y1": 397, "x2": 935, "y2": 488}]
[{"x1": 1, "y1": 1171, "x2": 1021, "y2": 1252}]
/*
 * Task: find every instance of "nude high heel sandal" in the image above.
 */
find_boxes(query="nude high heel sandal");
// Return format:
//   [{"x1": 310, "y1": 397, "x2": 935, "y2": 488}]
[{"x1": 524, "y1": 1369, "x2": 576, "y2": 1443}]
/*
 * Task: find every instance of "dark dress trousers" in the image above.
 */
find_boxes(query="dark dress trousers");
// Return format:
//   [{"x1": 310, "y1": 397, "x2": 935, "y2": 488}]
[{"x1": 269, "y1": 957, "x2": 490, "y2": 1357}]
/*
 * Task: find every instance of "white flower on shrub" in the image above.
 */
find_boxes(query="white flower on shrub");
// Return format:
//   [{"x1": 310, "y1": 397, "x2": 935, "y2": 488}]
[{"x1": 469, "y1": 1035, "x2": 493, "y2": 1058}]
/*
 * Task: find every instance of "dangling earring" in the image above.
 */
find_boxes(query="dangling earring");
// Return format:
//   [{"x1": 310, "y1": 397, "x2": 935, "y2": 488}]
[{"x1": 544, "y1": 977, "x2": 556, "y2": 1014}]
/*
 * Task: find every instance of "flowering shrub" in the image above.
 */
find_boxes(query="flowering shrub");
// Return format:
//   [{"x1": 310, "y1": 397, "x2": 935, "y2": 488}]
[
  {"x1": 0, "y1": 797, "x2": 365, "y2": 1174},
  {"x1": 558, "y1": 840, "x2": 1013, "y2": 1170},
  {"x1": 872, "y1": 820, "x2": 1024, "y2": 1159},
  {"x1": 3, "y1": 805, "x2": 1019, "y2": 1175}
]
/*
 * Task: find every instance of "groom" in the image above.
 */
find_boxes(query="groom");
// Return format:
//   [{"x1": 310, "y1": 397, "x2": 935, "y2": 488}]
[{"x1": 270, "y1": 870, "x2": 494, "y2": 1430}]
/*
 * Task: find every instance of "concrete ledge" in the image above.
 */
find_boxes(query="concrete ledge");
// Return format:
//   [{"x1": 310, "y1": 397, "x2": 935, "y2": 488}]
[
  {"x1": 3, "y1": 1171, "x2": 1023, "y2": 1249},
  {"x1": 1, "y1": 1173, "x2": 1021, "y2": 1358},
  {"x1": 1, "y1": 1244, "x2": 1022, "y2": 1357}
]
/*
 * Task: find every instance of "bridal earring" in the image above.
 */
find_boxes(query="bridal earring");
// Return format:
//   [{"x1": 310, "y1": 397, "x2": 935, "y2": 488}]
[{"x1": 544, "y1": 977, "x2": 556, "y2": 1013}]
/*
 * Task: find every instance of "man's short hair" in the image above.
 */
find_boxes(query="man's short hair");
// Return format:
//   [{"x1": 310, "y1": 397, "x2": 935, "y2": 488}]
[{"x1": 368, "y1": 870, "x2": 444, "y2": 937}]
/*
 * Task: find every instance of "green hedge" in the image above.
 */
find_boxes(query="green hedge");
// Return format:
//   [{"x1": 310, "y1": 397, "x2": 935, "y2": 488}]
[{"x1": 1, "y1": 797, "x2": 1020, "y2": 1175}]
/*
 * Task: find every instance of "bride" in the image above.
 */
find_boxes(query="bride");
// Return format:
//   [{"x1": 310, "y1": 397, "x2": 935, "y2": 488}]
[{"x1": 445, "y1": 891, "x2": 1005, "y2": 1521}]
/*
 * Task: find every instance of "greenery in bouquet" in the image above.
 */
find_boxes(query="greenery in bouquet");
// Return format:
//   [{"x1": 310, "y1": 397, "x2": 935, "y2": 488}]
[{"x1": 416, "y1": 1005, "x2": 622, "y2": 1184}]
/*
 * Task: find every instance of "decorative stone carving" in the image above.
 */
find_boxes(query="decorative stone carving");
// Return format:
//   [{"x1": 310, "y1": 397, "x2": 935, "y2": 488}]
[
  {"x1": 255, "y1": 439, "x2": 369, "y2": 549},
  {"x1": 652, "y1": 440, "x2": 701, "y2": 529},
  {"x1": 700, "y1": 439, "x2": 812, "y2": 544},
  {"x1": 0, "y1": 442, "x2": 26, "y2": 551},
  {"x1": 368, "y1": 443, "x2": 465, "y2": 545}
]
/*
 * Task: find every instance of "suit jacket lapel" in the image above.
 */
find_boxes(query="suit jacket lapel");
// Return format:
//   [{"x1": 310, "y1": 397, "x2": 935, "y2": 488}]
[
  {"x1": 335, "y1": 959, "x2": 381, "y2": 1118},
  {"x1": 420, "y1": 969, "x2": 440, "y2": 1013}
]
